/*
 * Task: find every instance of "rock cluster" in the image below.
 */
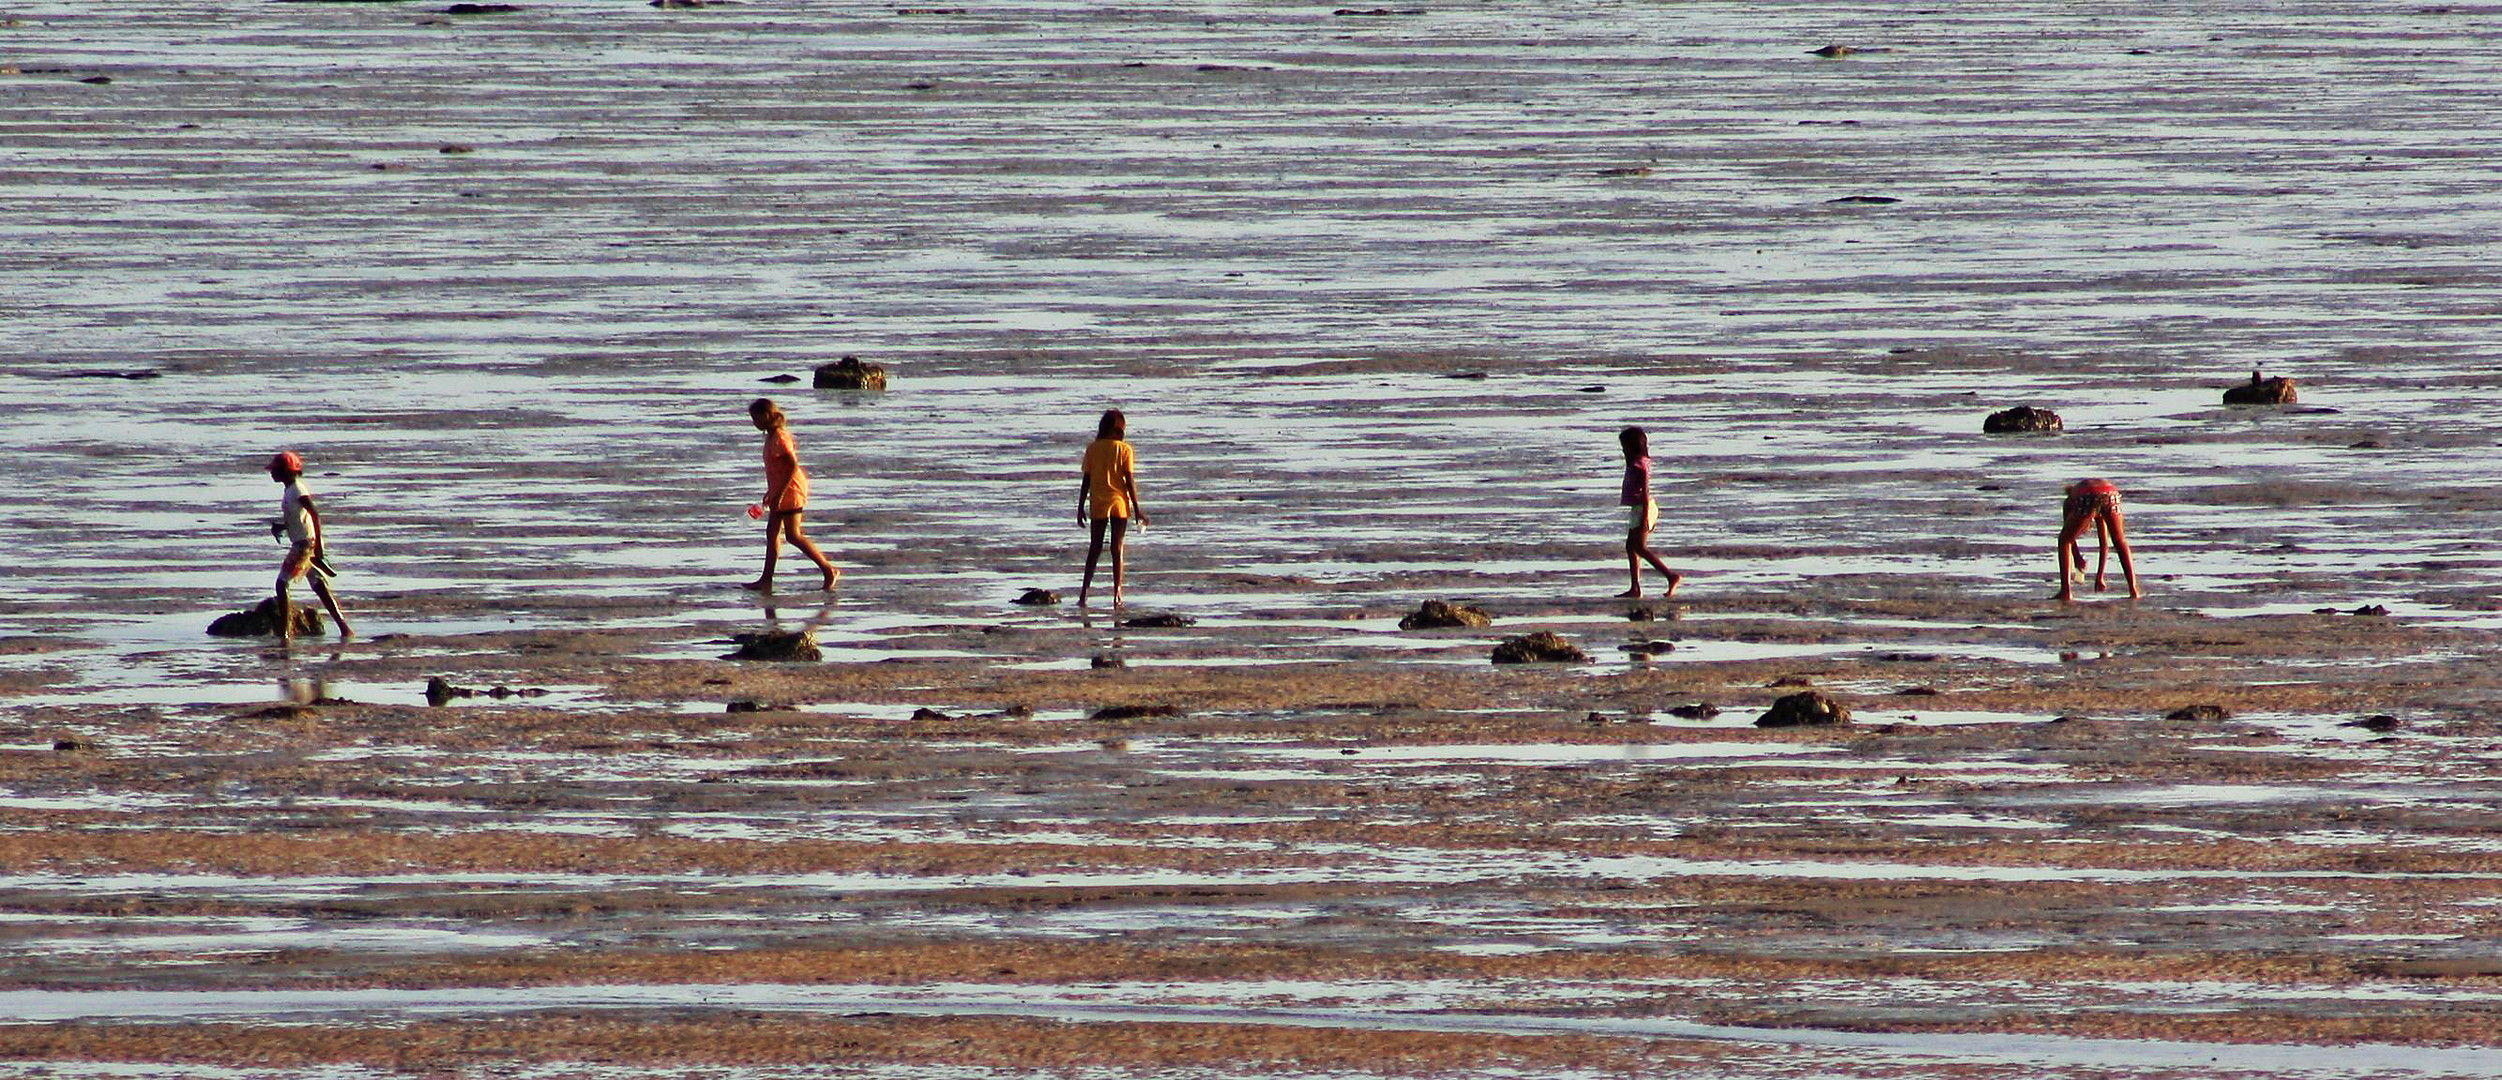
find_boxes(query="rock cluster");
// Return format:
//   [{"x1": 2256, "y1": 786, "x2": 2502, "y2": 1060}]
[
  {"x1": 1013, "y1": 588, "x2": 1061, "y2": 606},
  {"x1": 1398, "y1": 599, "x2": 1492, "y2": 630}
]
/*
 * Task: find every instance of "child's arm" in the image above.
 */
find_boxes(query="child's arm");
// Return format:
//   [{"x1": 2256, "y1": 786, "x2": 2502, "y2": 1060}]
[
  {"x1": 302, "y1": 496, "x2": 326, "y2": 556},
  {"x1": 1077, "y1": 473, "x2": 1092, "y2": 525},
  {"x1": 1124, "y1": 474, "x2": 1146, "y2": 528}
]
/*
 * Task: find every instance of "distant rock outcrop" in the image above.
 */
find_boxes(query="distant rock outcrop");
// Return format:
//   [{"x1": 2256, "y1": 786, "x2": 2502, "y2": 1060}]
[
  {"x1": 2223, "y1": 370, "x2": 2297, "y2": 405},
  {"x1": 813, "y1": 355, "x2": 887, "y2": 390},
  {"x1": 1983, "y1": 405, "x2": 2064, "y2": 433}
]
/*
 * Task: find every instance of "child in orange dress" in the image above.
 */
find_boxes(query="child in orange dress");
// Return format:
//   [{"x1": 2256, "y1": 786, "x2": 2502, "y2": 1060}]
[
  {"x1": 744, "y1": 398, "x2": 837, "y2": 592},
  {"x1": 1077, "y1": 408, "x2": 1147, "y2": 607},
  {"x1": 267, "y1": 451, "x2": 352, "y2": 640},
  {"x1": 2057, "y1": 478, "x2": 2140, "y2": 602}
]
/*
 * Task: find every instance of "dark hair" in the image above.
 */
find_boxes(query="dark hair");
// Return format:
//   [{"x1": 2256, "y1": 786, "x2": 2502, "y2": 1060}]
[
  {"x1": 749, "y1": 397, "x2": 784, "y2": 428},
  {"x1": 1097, "y1": 408, "x2": 1126, "y2": 440},
  {"x1": 1619, "y1": 426, "x2": 1648, "y2": 456}
]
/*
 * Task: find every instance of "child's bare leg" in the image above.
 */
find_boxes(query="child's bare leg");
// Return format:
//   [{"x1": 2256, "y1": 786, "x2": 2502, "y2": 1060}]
[
  {"x1": 746, "y1": 512, "x2": 786, "y2": 591},
  {"x1": 2055, "y1": 515, "x2": 2091, "y2": 601},
  {"x1": 308, "y1": 575, "x2": 352, "y2": 637},
  {"x1": 784, "y1": 514, "x2": 838, "y2": 589},
  {"x1": 273, "y1": 575, "x2": 295, "y2": 641},
  {"x1": 1108, "y1": 517, "x2": 1130, "y2": 607},
  {"x1": 1619, "y1": 533, "x2": 1644, "y2": 598},
  {"x1": 2101, "y1": 509, "x2": 2141, "y2": 598},
  {"x1": 1639, "y1": 545, "x2": 1681, "y2": 597},
  {"x1": 1078, "y1": 518, "x2": 1108, "y2": 606}
]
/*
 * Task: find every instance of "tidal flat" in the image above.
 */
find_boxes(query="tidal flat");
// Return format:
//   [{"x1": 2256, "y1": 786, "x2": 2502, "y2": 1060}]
[{"x1": 4, "y1": 1, "x2": 2502, "y2": 1076}]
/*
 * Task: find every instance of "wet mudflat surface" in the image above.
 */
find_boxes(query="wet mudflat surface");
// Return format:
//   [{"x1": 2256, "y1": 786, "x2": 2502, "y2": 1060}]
[{"x1": 5, "y1": 0, "x2": 2502, "y2": 1076}]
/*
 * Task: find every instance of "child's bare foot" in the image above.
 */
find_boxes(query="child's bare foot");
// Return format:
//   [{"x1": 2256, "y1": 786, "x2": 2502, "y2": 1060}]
[
  {"x1": 1663, "y1": 572, "x2": 1682, "y2": 598},
  {"x1": 2055, "y1": 591, "x2": 2075, "y2": 603},
  {"x1": 742, "y1": 579, "x2": 771, "y2": 592},
  {"x1": 820, "y1": 568, "x2": 840, "y2": 590},
  {"x1": 1615, "y1": 588, "x2": 1641, "y2": 599}
]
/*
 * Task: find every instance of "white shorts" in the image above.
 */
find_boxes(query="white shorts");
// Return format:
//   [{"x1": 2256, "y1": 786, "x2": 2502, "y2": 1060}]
[{"x1": 1627, "y1": 499, "x2": 1658, "y2": 533}]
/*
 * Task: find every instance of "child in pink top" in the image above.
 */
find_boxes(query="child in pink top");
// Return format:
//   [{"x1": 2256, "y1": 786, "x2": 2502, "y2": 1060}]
[
  {"x1": 744, "y1": 398, "x2": 837, "y2": 592},
  {"x1": 1617, "y1": 427, "x2": 1681, "y2": 599}
]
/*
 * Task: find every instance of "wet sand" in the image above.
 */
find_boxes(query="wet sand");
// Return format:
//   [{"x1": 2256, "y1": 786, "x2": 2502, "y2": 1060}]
[{"x1": 6, "y1": 1, "x2": 2502, "y2": 1076}]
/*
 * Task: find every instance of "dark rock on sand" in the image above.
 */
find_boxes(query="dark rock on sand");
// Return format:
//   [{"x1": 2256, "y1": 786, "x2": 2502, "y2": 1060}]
[
  {"x1": 2351, "y1": 604, "x2": 2391, "y2": 616},
  {"x1": 1983, "y1": 405, "x2": 2064, "y2": 433},
  {"x1": 909, "y1": 708, "x2": 952, "y2": 722},
  {"x1": 56, "y1": 369, "x2": 162, "y2": 380},
  {"x1": 439, "y1": 144, "x2": 474, "y2": 154},
  {"x1": 1808, "y1": 44, "x2": 1856, "y2": 57},
  {"x1": 1827, "y1": 194, "x2": 1900, "y2": 204},
  {"x1": 207, "y1": 598, "x2": 324, "y2": 638},
  {"x1": 1894, "y1": 686, "x2": 1941, "y2": 696},
  {"x1": 813, "y1": 355, "x2": 887, "y2": 390},
  {"x1": 725, "y1": 630, "x2": 820, "y2": 661},
  {"x1": 445, "y1": 3, "x2": 520, "y2": 11},
  {"x1": 424, "y1": 676, "x2": 469, "y2": 706},
  {"x1": 53, "y1": 737, "x2": 93, "y2": 752},
  {"x1": 725, "y1": 700, "x2": 770, "y2": 713},
  {"x1": 1120, "y1": 613, "x2": 1195, "y2": 628},
  {"x1": 79, "y1": 75, "x2": 113, "y2": 85},
  {"x1": 1013, "y1": 588, "x2": 1061, "y2": 606},
  {"x1": 1626, "y1": 606, "x2": 1656, "y2": 622},
  {"x1": 1091, "y1": 654, "x2": 1125, "y2": 669},
  {"x1": 1091, "y1": 704, "x2": 1182, "y2": 721},
  {"x1": 2165, "y1": 704, "x2": 2231, "y2": 722},
  {"x1": 1399, "y1": 600, "x2": 1492, "y2": 630},
  {"x1": 1620, "y1": 640, "x2": 1677, "y2": 656},
  {"x1": 2346, "y1": 714, "x2": 2403, "y2": 733},
  {"x1": 2223, "y1": 369, "x2": 2298, "y2": 405},
  {"x1": 760, "y1": 374, "x2": 800, "y2": 384},
  {"x1": 1333, "y1": 7, "x2": 1426, "y2": 15},
  {"x1": 1668, "y1": 703, "x2": 1720, "y2": 720},
  {"x1": 1491, "y1": 631, "x2": 1587, "y2": 664},
  {"x1": 1757, "y1": 691, "x2": 1851, "y2": 728}
]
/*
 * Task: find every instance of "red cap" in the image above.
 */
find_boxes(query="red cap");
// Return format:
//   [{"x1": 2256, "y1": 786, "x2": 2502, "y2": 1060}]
[{"x1": 269, "y1": 451, "x2": 303, "y2": 474}]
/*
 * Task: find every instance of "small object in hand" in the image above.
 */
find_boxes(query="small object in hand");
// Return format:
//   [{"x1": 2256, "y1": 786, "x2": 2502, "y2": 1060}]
[
  {"x1": 747, "y1": 503, "x2": 765, "y2": 519},
  {"x1": 310, "y1": 554, "x2": 339, "y2": 579}
]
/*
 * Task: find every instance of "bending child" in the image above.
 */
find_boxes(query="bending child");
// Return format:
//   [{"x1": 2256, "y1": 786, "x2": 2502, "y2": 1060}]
[
  {"x1": 744, "y1": 398, "x2": 838, "y2": 592},
  {"x1": 2057, "y1": 478, "x2": 2140, "y2": 602},
  {"x1": 1617, "y1": 426, "x2": 1682, "y2": 599},
  {"x1": 1077, "y1": 408, "x2": 1147, "y2": 608},
  {"x1": 267, "y1": 451, "x2": 351, "y2": 640}
]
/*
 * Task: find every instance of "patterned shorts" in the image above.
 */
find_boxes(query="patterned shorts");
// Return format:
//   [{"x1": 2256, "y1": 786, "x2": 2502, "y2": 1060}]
[{"x1": 2063, "y1": 489, "x2": 2121, "y2": 526}]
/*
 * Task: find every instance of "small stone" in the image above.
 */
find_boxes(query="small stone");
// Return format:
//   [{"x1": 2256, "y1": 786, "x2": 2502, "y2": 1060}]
[
  {"x1": 1983, "y1": 405, "x2": 2064, "y2": 434},
  {"x1": 908, "y1": 707, "x2": 951, "y2": 722},
  {"x1": 1626, "y1": 606, "x2": 1655, "y2": 622},
  {"x1": 2350, "y1": 604, "x2": 2390, "y2": 616},
  {"x1": 79, "y1": 75, "x2": 112, "y2": 85},
  {"x1": 760, "y1": 374, "x2": 800, "y2": 384},
  {"x1": 813, "y1": 355, "x2": 887, "y2": 390},
  {"x1": 1398, "y1": 599, "x2": 1491, "y2": 630},
  {"x1": 53, "y1": 737, "x2": 93, "y2": 752},
  {"x1": 1491, "y1": 631, "x2": 1587, "y2": 664},
  {"x1": 2165, "y1": 704, "x2": 2231, "y2": 722},
  {"x1": 1809, "y1": 44, "x2": 1856, "y2": 57},
  {"x1": 1827, "y1": 194, "x2": 1899, "y2": 204},
  {"x1": 725, "y1": 700, "x2": 769, "y2": 713},
  {"x1": 1619, "y1": 640, "x2": 1676, "y2": 656},
  {"x1": 2345, "y1": 714, "x2": 2402, "y2": 733},
  {"x1": 1668, "y1": 703, "x2": 1720, "y2": 720},
  {"x1": 439, "y1": 144, "x2": 474, "y2": 154},
  {"x1": 1756, "y1": 691, "x2": 1851, "y2": 728},
  {"x1": 1893, "y1": 686, "x2": 1940, "y2": 696},
  {"x1": 1090, "y1": 654, "x2": 1125, "y2": 669},
  {"x1": 1013, "y1": 588, "x2": 1061, "y2": 606},
  {"x1": 1119, "y1": 613, "x2": 1195, "y2": 628},
  {"x1": 1766, "y1": 675, "x2": 1814, "y2": 688},
  {"x1": 444, "y1": 3, "x2": 521, "y2": 12}
]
